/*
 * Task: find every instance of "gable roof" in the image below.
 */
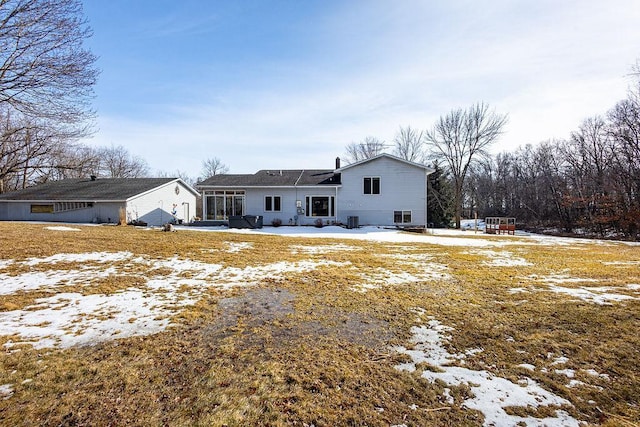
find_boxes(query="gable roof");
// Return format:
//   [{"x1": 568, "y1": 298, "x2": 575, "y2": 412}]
[
  {"x1": 336, "y1": 153, "x2": 434, "y2": 173},
  {"x1": 0, "y1": 178, "x2": 196, "y2": 201},
  {"x1": 198, "y1": 169, "x2": 340, "y2": 187}
]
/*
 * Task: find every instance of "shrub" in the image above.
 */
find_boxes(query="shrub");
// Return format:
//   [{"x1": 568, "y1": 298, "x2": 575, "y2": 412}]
[
  {"x1": 271, "y1": 218, "x2": 282, "y2": 227},
  {"x1": 314, "y1": 218, "x2": 324, "y2": 228}
]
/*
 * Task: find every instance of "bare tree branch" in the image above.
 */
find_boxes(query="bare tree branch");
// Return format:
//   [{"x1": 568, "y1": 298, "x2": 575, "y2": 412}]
[
  {"x1": 201, "y1": 157, "x2": 229, "y2": 180},
  {"x1": 425, "y1": 102, "x2": 508, "y2": 228},
  {"x1": 0, "y1": 0, "x2": 98, "y2": 129},
  {"x1": 344, "y1": 136, "x2": 385, "y2": 164},
  {"x1": 97, "y1": 145, "x2": 149, "y2": 178},
  {"x1": 393, "y1": 125, "x2": 425, "y2": 163}
]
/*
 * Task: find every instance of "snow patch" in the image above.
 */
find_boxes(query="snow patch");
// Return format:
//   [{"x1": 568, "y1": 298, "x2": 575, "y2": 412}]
[
  {"x1": 555, "y1": 369, "x2": 576, "y2": 378},
  {"x1": 547, "y1": 284, "x2": 637, "y2": 305},
  {"x1": 0, "y1": 252, "x2": 349, "y2": 349},
  {"x1": 45, "y1": 226, "x2": 81, "y2": 232},
  {"x1": 23, "y1": 251, "x2": 133, "y2": 266},
  {"x1": 289, "y1": 243, "x2": 355, "y2": 254},
  {"x1": 601, "y1": 260, "x2": 640, "y2": 266},
  {"x1": 223, "y1": 241, "x2": 253, "y2": 253},
  {"x1": 528, "y1": 273, "x2": 599, "y2": 285},
  {"x1": 350, "y1": 259, "x2": 450, "y2": 292},
  {"x1": 518, "y1": 363, "x2": 536, "y2": 371},
  {"x1": 551, "y1": 356, "x2": 569, "y2": 365},
  {"x1": 520, "y1": 274, "x2": 638, "y2": 305},
  {"x1": 567, "y1": 380, "x2": 586, "y2": 388},
  {"x1": 394, "y1": 320, "x2": 583, "y2": 427},
  {"x1": 0, "y1": 383, "x2": 13, "y2": 400},
  {"x1": 467, "y1": 249, "x2": 533, "y2": 267},
  {"x1": 177, "y1": 225, "x2": 527, "y2": 247},
  {"x1": 584, "y1": 369, "x2": 610, "y2": 380}
]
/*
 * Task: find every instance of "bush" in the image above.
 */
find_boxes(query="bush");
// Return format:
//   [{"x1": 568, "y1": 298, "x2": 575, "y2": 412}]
[
  {"x1": 314, "y1": 218, "x2": 324, "y2": 228},
  {"x1": 271, "y1": 218, "x2": 282, "y2": 227}
]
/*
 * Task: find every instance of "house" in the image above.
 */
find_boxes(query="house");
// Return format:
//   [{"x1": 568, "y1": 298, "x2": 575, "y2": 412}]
[
  {"x1": 196, "y1": 153, "x2": 434, "y2": 227},
  {"x1": 0, "y1": 177, "x2": 199, "y2": 226}
]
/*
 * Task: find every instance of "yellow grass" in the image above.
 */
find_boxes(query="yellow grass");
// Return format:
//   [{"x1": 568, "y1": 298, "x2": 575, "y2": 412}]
[{"x1": 0, "y1": 222, "x2": 639, "y2": 426}]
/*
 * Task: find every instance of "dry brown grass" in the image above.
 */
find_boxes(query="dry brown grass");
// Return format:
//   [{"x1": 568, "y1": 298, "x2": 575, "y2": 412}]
[{"x1": 0, "y1": 222, "x2": 639, "y2": 426}]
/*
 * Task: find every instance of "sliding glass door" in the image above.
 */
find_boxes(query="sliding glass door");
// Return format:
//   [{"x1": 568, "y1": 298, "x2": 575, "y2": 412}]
[{"x1": 204, "y1": 190, "x2": 245, "y2": 220}]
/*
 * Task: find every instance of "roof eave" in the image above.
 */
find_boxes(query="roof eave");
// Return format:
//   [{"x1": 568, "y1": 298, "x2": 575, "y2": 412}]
[{"x1": 336, "y1": 153, "x2": 434, "y2": 172}]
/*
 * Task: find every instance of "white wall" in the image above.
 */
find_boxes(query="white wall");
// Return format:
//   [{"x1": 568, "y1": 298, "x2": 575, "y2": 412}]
[
  {"x1": 245, "y1": 187, "x2": 338, "y2": 226},
  {"x1": 337, "y1": 156, "x2": 428, "y2": 226},
  {"x1": 0, "y1": 180, "x2": 197, "y2": 226},
  {"x1": 0, "y1": 201, "x2": 122, "y2": 223},
  {"x1": 127, "y1": 181, "x2": 197, "y2": 226}
]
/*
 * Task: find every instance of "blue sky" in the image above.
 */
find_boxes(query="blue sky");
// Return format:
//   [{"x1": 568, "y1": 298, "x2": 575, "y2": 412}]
[{"x1": 81, "y1": 0, "x2": 640, "y2": 178}]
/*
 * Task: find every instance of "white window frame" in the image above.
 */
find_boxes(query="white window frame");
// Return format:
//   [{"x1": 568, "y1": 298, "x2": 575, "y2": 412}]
[
  {"x1": 305, "y1": 195, "x2": 335, "y2": 217},
  {"x1": 203, "y1": 190, "x2": 245, "y2": 221},
  {"x1": 363, "y1": 176, "x2": 381, "y2": 195},
  {"x1": 393, "y1": 210, "x2": 412, "y2": 224},
  {"x1": 264, "y1": 195, "x2": 282, "y2": 212}
]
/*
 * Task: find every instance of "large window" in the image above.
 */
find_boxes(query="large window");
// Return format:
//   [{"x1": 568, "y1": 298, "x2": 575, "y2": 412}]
[
  {"x1": 204, "y1": 190, "x2": 245, "y2": 220},
  {"x1": 364, "y1": 177, "x2": 380, "y2": 194},
  {"x1": 31, "y1": 202, "x2": 94, "y2": 214},
  {"x1": 264, "y1": 196, "x2": 281, "y2": 212},
  {"x1": 394, "y1": 210, "x2": 412, "y2": 224},
  {"x1": 31, "y1": 204, "x2": 54, "y2": 213},
  {"x1": 305, "y1": 196, "x2": 335, "y2": 217}
]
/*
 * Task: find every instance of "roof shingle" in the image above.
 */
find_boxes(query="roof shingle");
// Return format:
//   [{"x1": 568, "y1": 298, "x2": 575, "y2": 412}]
[
  {"x1": 0, "y1": 178, "x2": 179, "y2": 201},
  {"x1": 198, "y1": 170, "x2": 340, "y2": 187}
]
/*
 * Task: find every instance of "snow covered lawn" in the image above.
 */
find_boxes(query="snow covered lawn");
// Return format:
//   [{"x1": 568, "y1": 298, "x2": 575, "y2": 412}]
[{"x1": 1, "y1": 223, "x2": 639, "y2": 426}]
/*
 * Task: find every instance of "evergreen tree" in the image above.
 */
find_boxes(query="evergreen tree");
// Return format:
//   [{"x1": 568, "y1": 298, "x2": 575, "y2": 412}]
[{"x1": 427, "y1": 160, "x2": 453, "y2": 227}]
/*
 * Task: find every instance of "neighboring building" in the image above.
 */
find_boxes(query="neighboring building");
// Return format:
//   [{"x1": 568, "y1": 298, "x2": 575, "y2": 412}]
[
  {"x1": 196, "y1": 153, "x2": 434, "y2": 227},
  {"x1": 0, "y1": 177, "x2": 199, "y2": 226}
]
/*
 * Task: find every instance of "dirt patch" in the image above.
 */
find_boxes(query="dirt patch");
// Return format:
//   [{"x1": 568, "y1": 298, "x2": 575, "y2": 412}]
[
  {"x1": 204, "y1": 287, "x2": 395, "y2": 351},
  {"x1": 217, "y1": 287, "x2": 296, "y2": 327}
]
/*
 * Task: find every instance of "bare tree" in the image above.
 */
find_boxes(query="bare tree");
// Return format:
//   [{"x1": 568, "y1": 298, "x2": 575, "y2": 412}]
[
  {"x1": 0, "y1": 0, "x2": 98, "y2": 129},
  {"x1": 158, "y1": 169, "x2": 196, "y2": 186},
  {"x1": 393, "y1": 126, "x2": 425, "y2": 163},
  {"x1": 0, "y1": 0, "x2": 97, "y2": 192},
  {"x1": 425, "y1": 102, "x2": 508, "y2": 228},
  {"x1": 344, "y1": 136, "x2": 385, "y2": 163},
  {"x1": 200, "y1": 157, "x2": 229, "y2": 180},
  {"x1": 40, "y1": 143, "x2": 100, "y2": 181},
  {"x1": 0, "y1": 112, "x2": 65, "y2": 191},
  {"x1": 97, "y1": 145, "x2": 149, "y2": 178}
]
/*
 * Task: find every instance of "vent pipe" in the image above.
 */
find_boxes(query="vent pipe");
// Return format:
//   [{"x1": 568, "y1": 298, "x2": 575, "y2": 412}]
[{"x1": 335, "y1": 157, "x2": 341, "y2": 169}]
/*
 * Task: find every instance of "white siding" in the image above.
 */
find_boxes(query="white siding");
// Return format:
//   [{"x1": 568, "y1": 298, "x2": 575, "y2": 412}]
[
  {"x1": 244, "y1": 187, "x2": 338, "y2": 226},
  {"x1": 245, "y1": 188, "x2": 298, "y2": 226},
  {"x1": 337, "y1": 156, "x2": 427, "y2": 226},
  {"x1": 0, "y1": 201, "x2": 121, "y2": 223},
  {"x1": 127, "y1": 181, "x2": 197, "y2": 226},
  {"x1": 0, "y1": 180, "x2": 197, "y2": 226}
]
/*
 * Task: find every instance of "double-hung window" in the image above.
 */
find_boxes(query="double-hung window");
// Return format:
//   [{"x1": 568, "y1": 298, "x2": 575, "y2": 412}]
[
  {"x1": 265, "y1": 196, "x2": 281, "y2": 212},
  {"x1": 364, "y1": 177, "x2": 380, "y2": 194}
]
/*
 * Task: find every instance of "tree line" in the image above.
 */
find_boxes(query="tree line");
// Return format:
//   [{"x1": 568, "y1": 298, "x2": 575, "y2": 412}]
[
  {"x1": 345, "y1": 66, "x2": 640, "y2": 239},
  {"x1": 469, "y1": 74, "x2": 640, "y2": 239}
]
